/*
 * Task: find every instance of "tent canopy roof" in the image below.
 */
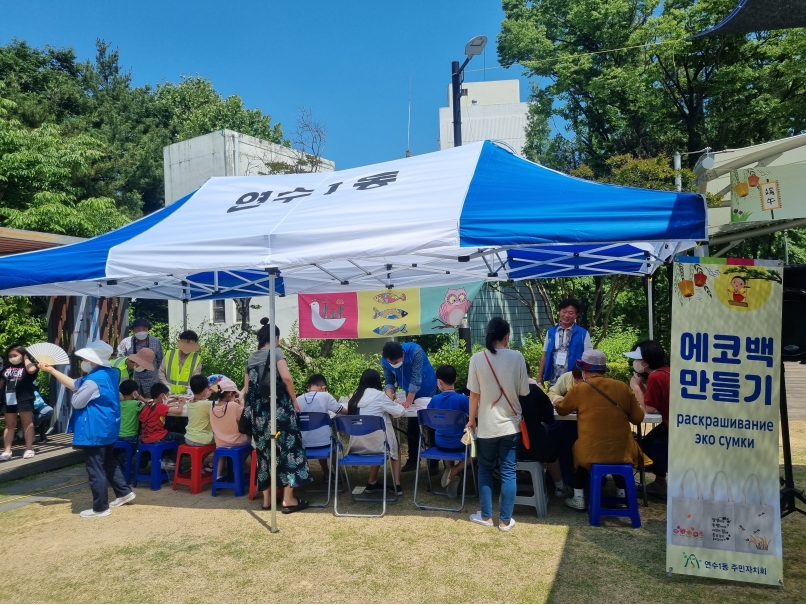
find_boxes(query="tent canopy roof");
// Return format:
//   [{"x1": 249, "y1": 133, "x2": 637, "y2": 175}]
[
  {"x1": 690, "y1": 0, "x2": 806, "y2": 38},
  {"x1": 0, "y1": 142, "x2": 706, "y2": 299}
]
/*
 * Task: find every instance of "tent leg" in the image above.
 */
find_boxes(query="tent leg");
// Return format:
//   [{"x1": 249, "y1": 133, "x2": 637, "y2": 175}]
[
  {"x1": 647, "y1": 275, "x2": 654, "y2": 341},
  {"x1": 182, "y1": 300, "x2": 188, "y2": 332},
  {"x1": 269, "y1": 269, "x2": 279, "y2": 534}
]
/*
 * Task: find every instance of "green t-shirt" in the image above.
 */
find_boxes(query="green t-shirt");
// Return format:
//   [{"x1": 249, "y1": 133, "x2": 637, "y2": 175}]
[
  {"x1": 185, "y1": 399, "x2": 214, "y2": 445},
  {"x1": 119, "y1": 399, "x2": 144, "y2": 438}
]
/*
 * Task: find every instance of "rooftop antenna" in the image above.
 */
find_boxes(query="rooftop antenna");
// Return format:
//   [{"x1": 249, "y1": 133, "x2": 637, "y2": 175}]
[{"x1": 406, "y1": 66, "x2": 412, "y2": 158}]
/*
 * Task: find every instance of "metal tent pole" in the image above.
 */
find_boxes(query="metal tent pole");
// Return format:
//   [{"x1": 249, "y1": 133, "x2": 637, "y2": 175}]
[
  {"x1": 269, "y1": 269, "x2": 279, "y2": 533},
  {"x1": 647, "y1": 275, "x2": 654, "y2": 340}
]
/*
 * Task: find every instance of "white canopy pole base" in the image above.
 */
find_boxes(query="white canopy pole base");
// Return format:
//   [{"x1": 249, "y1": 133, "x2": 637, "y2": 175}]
[{"x1": 269, "y1": 269, "x2": 279, "y2": 534}]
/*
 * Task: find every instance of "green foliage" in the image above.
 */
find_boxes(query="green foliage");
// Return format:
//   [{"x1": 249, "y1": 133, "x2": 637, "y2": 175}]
[
  {"x1": 430, "y1": 339, "x2": 474, "y2": 389},
  {"x1": 592, "y1": 325, "x2": 641, "y2": 384},
  {"x1": 195, "y1": 323, "x2": 256, "y2": 387},
  {"x1": 517, "y1": 333, "x2": 543, "y2": 376},
  {"x1": 0, "y1": 297, "x2": 46, "y2": 355}
]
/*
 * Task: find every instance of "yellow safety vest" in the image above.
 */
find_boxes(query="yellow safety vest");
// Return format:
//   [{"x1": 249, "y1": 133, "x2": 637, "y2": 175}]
[
  {"x1": 166, "y1": 349, "x2": 200, "y2": 394},
  {"x1": 110, "y1": 357, "x2": 129, "y2": 384}
]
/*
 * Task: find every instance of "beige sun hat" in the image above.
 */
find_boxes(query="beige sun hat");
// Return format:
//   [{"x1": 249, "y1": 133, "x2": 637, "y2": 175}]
[
  {"x1": 127, "y1": 347, "x2": 156, "y2": 371},
  {"x1": 74, "y1": 340, "x2": 114, "y2": 367}
]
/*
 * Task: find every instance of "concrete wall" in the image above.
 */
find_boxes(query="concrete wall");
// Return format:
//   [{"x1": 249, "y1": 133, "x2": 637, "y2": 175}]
[
  {"x1": 164, "y1": 129, "x2": 335, "y2": 205},
  {"x1": 169, "y1": 295, "x2": 300, "y2": 340}
]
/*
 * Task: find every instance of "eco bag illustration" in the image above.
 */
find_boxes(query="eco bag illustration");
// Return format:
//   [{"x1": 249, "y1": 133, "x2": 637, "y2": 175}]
[
  {"x1": 734, "y1": 474, "x2": 775, "y2": 555},
  {"x1": 703, "y1": 471, "x2": 735, "y2": 551},
  {"x1": 671, "y1": 468, "x2": 705, "y2": 546}
]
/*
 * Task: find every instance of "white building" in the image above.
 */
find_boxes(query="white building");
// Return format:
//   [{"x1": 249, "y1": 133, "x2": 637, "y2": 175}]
[
  {"x1": 164, "y1": 129, "x2": 334, "y2": 338},
  {"x1": 438, "y1": 79, "x2": 529, "y2": 155}
]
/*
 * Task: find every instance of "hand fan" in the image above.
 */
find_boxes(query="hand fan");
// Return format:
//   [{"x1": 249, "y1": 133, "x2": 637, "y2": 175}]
[{"x1": 26, "y1": 342, "x2": 70, "y2": 365}]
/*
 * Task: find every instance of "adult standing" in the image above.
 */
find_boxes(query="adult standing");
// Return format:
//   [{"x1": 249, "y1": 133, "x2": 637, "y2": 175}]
[
  {"x1": 1, "y1": 346, "x2": 39, "y2": 460},
  {"x1": 159, "y1": 330, "x2": 203, "y2": 395},
  {"x1": 381, "y1": 341, "x2": 438, "y2": 473},
  {"x1": 117, "y1": 318, "x2": 164, "y2": 398},
  {"x1": 40, "y1": 341, "x2": 135, "y2": 517},
  {"x1": 466, "y1": 317, "x2": 530, "y2": 532},
  {"x1": 625, "y1": 340, "x2": 670, "y2": 497},
  {"x1": 555, "y1": 349, "x2": 644, "y2": 511},
  {"x1": 537, "y1": 298, "x2": 592, "y2": 387},
  {"x1": 243, "y1": 318, "x2": 311, "y2": 513}
]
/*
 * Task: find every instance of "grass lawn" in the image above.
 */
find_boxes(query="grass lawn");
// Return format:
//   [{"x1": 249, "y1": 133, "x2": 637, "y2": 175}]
[{"x1": 0, "y1": 423, "x2": 804, "y2": 603}]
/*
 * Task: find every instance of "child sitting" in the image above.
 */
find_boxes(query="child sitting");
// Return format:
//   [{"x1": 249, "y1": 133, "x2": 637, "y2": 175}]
[
  {"x1": 116, "y1": 380, "x2": 144, "y2": 472},
  {"x1": 209, "y1": 377, "x2": 249, "y2": 479},
  {"x1": 427, "y1": 364, "x2": 470, "y2": 498},
  {"x1": 138, "y1": 384, "x2": 186, "y2": 471},
  {"x1": 184, "y1": 375, "x2": 214, "y2": 447},
  {"x1": 298, "y1": 374, "x2": 345, "y2": 481}
]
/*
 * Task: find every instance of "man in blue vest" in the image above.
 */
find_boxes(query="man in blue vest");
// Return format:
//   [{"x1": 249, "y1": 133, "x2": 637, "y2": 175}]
[
  {"x1": 538, "y1": 298, "x2": 592, "y2": 387},
  {"x1": 381, "y1": 341, "x2": 438, "y2": 473},
  {"x1": 41, "y1": 340, "x2": 135, "y2": 518}
]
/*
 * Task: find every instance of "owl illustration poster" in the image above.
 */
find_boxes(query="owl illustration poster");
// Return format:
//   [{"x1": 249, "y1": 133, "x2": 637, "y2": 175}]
[{"x1": 419, "y1": 282, "x2": 484, "y2": 334}]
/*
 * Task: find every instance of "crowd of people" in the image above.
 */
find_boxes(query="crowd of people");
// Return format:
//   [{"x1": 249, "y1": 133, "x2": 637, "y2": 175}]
[{"x1": 0, "y1": 298, "x2": 670, "y2": 529}]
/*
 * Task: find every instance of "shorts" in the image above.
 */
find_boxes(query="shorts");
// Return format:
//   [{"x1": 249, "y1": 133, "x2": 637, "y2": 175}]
[
  {"x1": 185, "y1": 438, "x2": 214, "y2": 447},
  {"x1": 3, "y1": 400, "x2": 35, "y2": 414}
]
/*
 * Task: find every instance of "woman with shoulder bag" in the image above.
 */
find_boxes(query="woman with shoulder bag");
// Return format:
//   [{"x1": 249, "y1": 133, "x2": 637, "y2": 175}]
[
  {"x1": 242, "y1": 318, "x2": 311, "y2": 513},
  {"x1": 466, "y1": 317, "x2": 530, "y2": 532}
]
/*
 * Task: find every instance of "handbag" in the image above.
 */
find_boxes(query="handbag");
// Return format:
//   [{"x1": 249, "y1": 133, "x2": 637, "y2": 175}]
[
  {"x1": 482, "y1": 351, "x2": 530, "y2": 449},
  {"x1": 703, "y1": 470, "x2": 736, "y2": 552},
  {"x1": 670, "y1": 468, "x2": 705, "y2": 547},
  {"x1": 256, "y1": 350, "x2": 288, "y2": 401},
  {"x1": 238, "y1": 402, "x2": 253, "y2": 437},
  {"x1": 734, "y1": 474, "x2": 776, "y2": 555}
]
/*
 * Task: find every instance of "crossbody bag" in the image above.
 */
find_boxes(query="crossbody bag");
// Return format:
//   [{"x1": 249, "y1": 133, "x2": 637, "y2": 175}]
[{"x1": 483, "y1": 351, "x2": 530, "y2": 449}]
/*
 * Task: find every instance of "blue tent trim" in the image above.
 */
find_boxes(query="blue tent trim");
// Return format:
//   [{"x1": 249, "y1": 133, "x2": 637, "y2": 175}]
[
  {"x1": 0, "y1": 190, "x2": 196, "y2": 291},
  {"x1": 458, "y1": 142, "x2": 706, "y2": 248}
]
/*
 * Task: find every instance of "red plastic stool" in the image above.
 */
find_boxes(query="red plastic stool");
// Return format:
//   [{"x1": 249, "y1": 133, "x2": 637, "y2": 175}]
[
  {"x1": 248, "y1": 449, "x2": 283, "y2": 502},
  {"x1": 173, "y1": 443, "x2": 216, "y2": 494}
]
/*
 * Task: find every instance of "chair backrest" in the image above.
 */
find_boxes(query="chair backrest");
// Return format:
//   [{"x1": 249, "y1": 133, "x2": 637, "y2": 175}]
[
  {"x1": 417, "y1": 408, "x2": 467, "y2": 431},
  {"x1": 333, "y1": 414, "x2": 385, "y2": 436},
  {"x1": 297, "y1": 411, "x2": 332, "y2": 432}
]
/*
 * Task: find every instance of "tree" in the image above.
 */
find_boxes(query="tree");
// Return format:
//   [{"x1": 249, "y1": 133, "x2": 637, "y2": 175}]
[
  {"x1": 499, "y1": 0, "x2": 806, "y2": 175},
  {"x1": 252, "y1": 107, "x2": 328, "y2": 175}
]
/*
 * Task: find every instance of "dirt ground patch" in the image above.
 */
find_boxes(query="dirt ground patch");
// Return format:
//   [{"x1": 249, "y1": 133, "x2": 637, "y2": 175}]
[{"x1": 0, "y1": 422, "x2": 804, "y2": 603}]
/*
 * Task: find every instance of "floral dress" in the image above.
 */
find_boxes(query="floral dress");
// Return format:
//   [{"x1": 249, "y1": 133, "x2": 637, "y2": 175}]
[{"x1": 244, "y1": 362, "x2": 311, "y2": 491}]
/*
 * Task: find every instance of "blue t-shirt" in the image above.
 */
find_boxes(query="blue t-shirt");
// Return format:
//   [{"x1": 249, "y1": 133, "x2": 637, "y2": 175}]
[{"x1": 427, "y1": 391, "x2": 470, "y2": 450}]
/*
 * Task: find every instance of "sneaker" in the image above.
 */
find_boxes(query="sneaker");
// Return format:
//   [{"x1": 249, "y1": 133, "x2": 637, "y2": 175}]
[
  {"x1": 0, "y1": 452, "x2": 11, "y2": 462},
  {"x1": 364, "y1": 481, "x2": 382, "y2": 494},
  {"x1": 615, "y1": 488, "x2": 626, "y2": 498},
  {"x1": 161, "y1": 460, "x2": 176, "y2": 472},
  {"x1": 446, "y1": 476, "x2": 461, "y2": 499},
  {"x1": 400, "y1": 460, "x2": 418, "y2": 473},
  {"x1": 110, "y1": 492, "x2": 136, "y2": 507},
  {"x1": 394, "y1": 484, "x2": 403, "y2": 496},
  {"x1": 441, "y1": 465, "x2": 452, "y2": 489},
  {"x1": 80, "y1": 508, "x2": 111, "y2": 518},
  {"x1": 469, "y1": 511, "x2": 494, "y2": 527},
  {"x1": 565, "y1": 495, "x2": 587, "y2": 511},
  {"x1": 499, "y1": 518, "x2": 516, "y2": 532},
  {"x1": 645, "y1": 481, "x2": 668, "y2": 498},
  {"x1": 203, "y1": 463, "x2": 214, "y2": 475}
]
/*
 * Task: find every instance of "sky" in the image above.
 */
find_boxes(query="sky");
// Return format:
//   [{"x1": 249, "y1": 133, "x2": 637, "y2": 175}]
[{"x1": 0, "y1": 0, "x2": 534, "y2": 170}]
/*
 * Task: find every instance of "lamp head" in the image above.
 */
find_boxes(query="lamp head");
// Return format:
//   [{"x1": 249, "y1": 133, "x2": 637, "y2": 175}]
[{"x1": 465, "y1": 35, "x2": 488, "y2": 58}]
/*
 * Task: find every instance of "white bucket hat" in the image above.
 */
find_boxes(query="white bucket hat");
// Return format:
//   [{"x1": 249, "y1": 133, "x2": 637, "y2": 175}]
[{"x1": 75, "y1": 340, "x2": 114, "y2": 367}]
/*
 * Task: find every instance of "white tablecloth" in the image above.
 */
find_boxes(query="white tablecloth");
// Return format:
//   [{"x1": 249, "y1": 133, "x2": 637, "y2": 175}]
[{"x1": 553, "y1": 410, "x2": 663, "y2": 425}]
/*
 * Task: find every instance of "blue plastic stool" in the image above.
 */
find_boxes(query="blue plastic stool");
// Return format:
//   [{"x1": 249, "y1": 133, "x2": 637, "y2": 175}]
[
  {"x1": 133, "y1": 441, "x2": 178, "y2": 491},
  {"x1": 211, "y1": 444, "x2": 253, "y2": 497},
  {"x1": 113, "y1": 440, "x2": 137, "y2": 484},
  {"x1": 588, "y1": 464, "x2": 641, "y2": 528}
]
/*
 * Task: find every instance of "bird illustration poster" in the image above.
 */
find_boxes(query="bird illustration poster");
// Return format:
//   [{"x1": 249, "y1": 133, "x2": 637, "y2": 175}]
[{"x1": 297, "y1": 282, "x2": 483, "y2": 339}]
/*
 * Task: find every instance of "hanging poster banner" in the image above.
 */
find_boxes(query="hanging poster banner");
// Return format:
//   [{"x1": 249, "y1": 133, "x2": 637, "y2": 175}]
[
  {"x1": 730, "y1": 164, "x2": 806, "y2": 223},
  {"x1": 298, "y1": 282, "x2": 483, "y2": 339},
  {"x1": 667, "y1": 257, "x2": 783, "y2": 586}
]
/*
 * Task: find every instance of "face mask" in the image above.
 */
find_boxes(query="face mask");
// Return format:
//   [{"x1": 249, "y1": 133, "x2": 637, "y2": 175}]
[
  {"x1": 8, "y1": 356, "x2": 22, "y2": 365},
  {"x1": 134, "y1": 366, "x2": 145, "y2": 373},
  {"x1": 633, "y1": 360, "x2": 646, "y2": 373},
  {"x1": 134, "y1": 331, "x2": 149, "y2": 340},
  {"x1": 389, "y1": 360, "x2": 403, "y2": 369},
  {"x1": 81, "y1": 361, "x2": 94, "y2": 374}
]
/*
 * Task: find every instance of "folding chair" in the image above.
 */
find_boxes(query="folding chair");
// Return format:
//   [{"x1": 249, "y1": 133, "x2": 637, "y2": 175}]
[
  {"x1": 413, "y1": 409, "x2": 476, "y2": 512},
  {"x1": 333, "y1": 415, "x2": 396, "y2": 518},
  {"x1": 297, "y1": 412, "x2": 342, "y2": 508}
]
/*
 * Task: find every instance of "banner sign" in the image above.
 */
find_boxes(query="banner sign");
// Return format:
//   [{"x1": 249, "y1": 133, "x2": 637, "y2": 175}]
[
  {"x1": 667, "y1": 257, "x2": 783, "y2": 586},
  {"x1": 730, "y1": 164, "x2": 805, "y2": 223},
  {"x1": 297, "y1": 282, "x2": 484, "y2": 339}
]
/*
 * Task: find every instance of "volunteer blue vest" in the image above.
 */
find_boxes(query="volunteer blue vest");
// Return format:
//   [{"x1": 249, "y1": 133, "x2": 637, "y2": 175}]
[
  {"x1": 382, "y1": 342, "x2": 437, "y2": 398},
  {"x1": 541, "y1": 323, "x2": 588, "y2": 383},
  {"x1": 71, "y1": 366, "x2": 122, "y2": 447}
]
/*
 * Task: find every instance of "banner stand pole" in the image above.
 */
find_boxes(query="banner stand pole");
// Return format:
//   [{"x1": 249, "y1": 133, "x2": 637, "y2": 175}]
[{"x1": 779, "y1": 363, "x2": 806, "y2": 517}]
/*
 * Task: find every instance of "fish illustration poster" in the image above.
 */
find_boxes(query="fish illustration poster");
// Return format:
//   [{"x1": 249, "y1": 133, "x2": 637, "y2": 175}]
[
  {"x1": 297, "y1": 282, "x2": 484, "y2": 339},
  {"x1": 666, "y1": 257, "x2": 783, "y2": 586}
]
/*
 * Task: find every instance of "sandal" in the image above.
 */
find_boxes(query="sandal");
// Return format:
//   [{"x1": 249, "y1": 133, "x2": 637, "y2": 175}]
[
  {"x1": 281, "y1": 499, "x2": 310, "y2": 514},
  {"x1": 23, "y1": 450, "x2": 35, "y2": 459}
]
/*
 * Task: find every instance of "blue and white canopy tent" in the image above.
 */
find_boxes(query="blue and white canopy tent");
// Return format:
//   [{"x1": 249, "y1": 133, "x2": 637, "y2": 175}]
[{"x1": 0, "y1": 141, "x2": 707, "y2": 530}]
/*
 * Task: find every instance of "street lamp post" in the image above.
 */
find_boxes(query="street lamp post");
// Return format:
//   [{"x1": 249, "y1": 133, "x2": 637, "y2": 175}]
[{"x1": 451, "y1": 35, "x2": 487, "y2": 148}]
